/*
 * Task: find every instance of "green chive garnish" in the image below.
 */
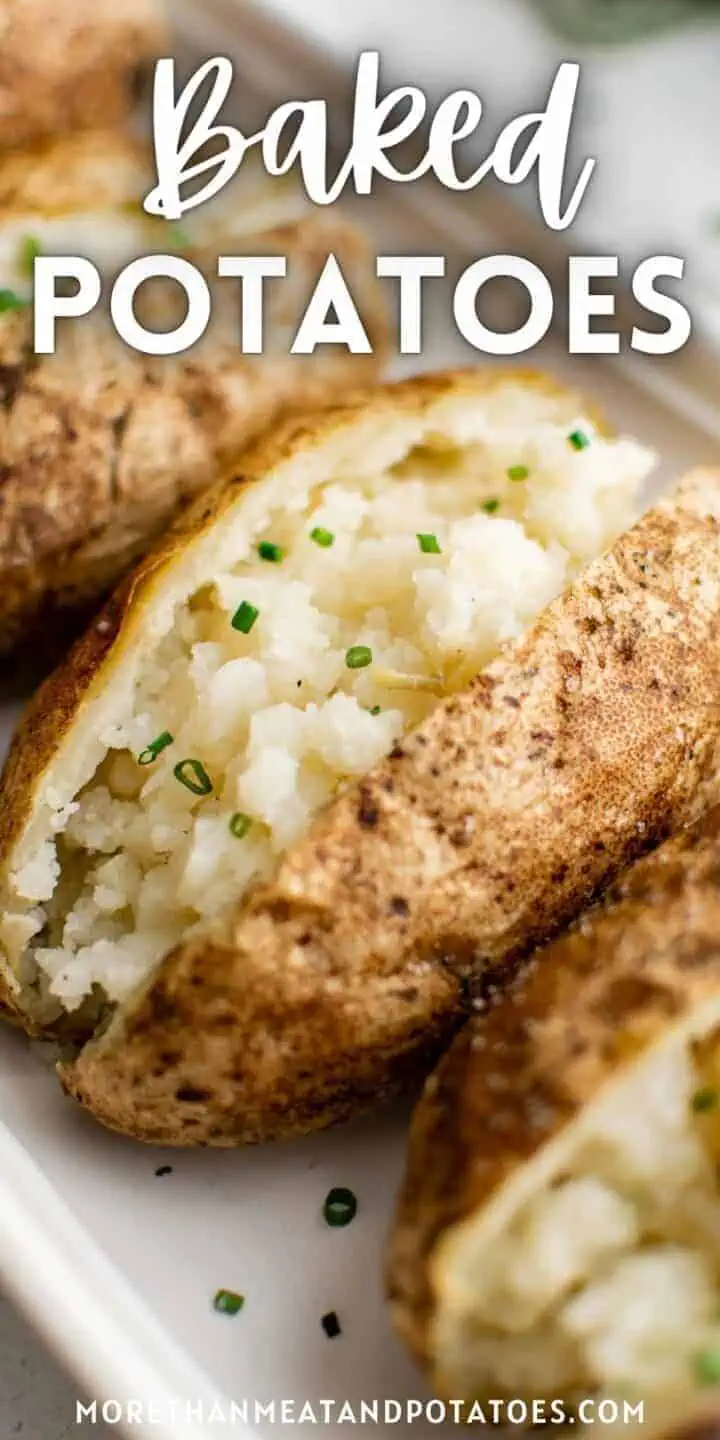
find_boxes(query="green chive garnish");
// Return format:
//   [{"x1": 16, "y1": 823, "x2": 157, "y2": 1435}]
[
  {"x1": 345, "y1": 645, "x2": 372, "y2": 670},
  {"x1": 323, "y1": 1187, "x2": 358, "y2": 1228},
  {"x1": 507, "y1": 464, "x2": 529, "y2": 481},
  {"x1": 229, "y1": 812, "x2": 252, "y2": 839},
  {"x1": 138, "y1": 731, "x2": 174, "y2": 766},
  {"x1": 482, "y1": 498, "x2": 500, "y2": 514},
  {"x1": 257, "y1": 540, "x2": 284, "y2": 563},
  {"x1": 168, "y1": 223, "x2": 190, "y2": 250},
  {"x1": 368, "y1": 705, "x2": 382, "y2": 716},
  {"x1": 232, "y1": 601, "x2": 259, "y2": 634},
  {"x1": 0, "y1": 288, "x2": 29, "y2": 313},
  {"x1": 692, "y1": 1088, "x2": 718, "y2": 1113},
  {"x1": 173, "y1": 759, "x2": 213, "y2": 796},
  {"x1": 696, "y1": 1350, "x2": 720, "y2": 1385},
  {"x1": 310, "y1": 527, "x2": 335, "y2": 548},
  {"x1": 213, "y1": 1289, "x2": 245, "y2": 1316},
  {"x1": 21, "y1": 235, "x2": 41, "y2": 277},
  {"x1": 568, "y1": 429, "x2": 590, "y2": 452},
  {"x1": 417, "y1": 533, "x2": 442, "y2": 555}
]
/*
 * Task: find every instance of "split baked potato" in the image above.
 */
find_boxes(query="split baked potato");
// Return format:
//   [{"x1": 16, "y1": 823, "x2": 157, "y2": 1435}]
[
  {"x1": 0, "y1": 0, "x2": 165, "y2": 152},
  {"x1": 0, "y1": 130, "x2": 386, "y2": 665},
  {"x1": 1, "y1": 368, "x2": 720, "y2": 1146},
  {"x1": 387, "y1": 803, "x2": 720, "y2": 1424}
]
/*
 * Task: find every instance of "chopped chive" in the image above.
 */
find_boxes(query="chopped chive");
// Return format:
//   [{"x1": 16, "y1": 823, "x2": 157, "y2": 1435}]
[
  {"x1": 507, "y1": 464, "x2": 529, "y2": 482},
  {"x1": 323, "y1": 1187, "x2": 358, "y2": 1228},
  {"x1": 482, "y1": 498, "x2": 500, "y2": 514},
  {"x1": 21, "y1": 234, "x2": 42, "y2": 277},
  {"x1": 345, "y1": 645, "x2": 372, "y2": 670},
  {"x1": 695, "y1": 1350, "x2": 720, "y2": 1385},
  {"x1": 0, "y1": 288, "x2": 29, "y2": 313},
  {"x1": 173, "y1": 758, "x2": 213, "y2": 796},
  {"x1": 692, "y1": 1087, "x2": 718, "y2": 1113},
  {"x1": 368, "y1": 705, "x2": 382, "y2": 716},
  {"x1": 568, "y1": 429, "x2": 590, "y2": 452},
  {"x1": 168, "y1": 222, "x2": 191, "y2": 250},
  {"x1": 213, "y1": 1289, "x2": 245, "y2": 1316},
  {"x1": 154, "y1": 1165, "x2": 173, "y2": 1178},
  {"x1": 229, "y1": 812, "x2": 252, "y2": 840},
  {"x1": 232, "y1": 601, "x2": 259, "y2": 634},
  {"x1": 257, "y1": 540, "x2": 284, "y2": 563},
  {"x1": 310, "y1": 526, "x2": 335, "y2": 548},
  {"x1": 417, "y1": 532, "x2": 442, "y2": 555},
  {"x1": 138, "y1": 731, "x2": 174, "y2": 765},
  {"x1": 321, "y1": 1311, "x2": 341, "y2": 1339}
]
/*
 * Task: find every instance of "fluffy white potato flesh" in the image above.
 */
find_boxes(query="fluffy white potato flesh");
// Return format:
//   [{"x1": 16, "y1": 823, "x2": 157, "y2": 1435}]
[
  {"x1": 434, "y1": 1004, "x2": 720, "y2": 1421},
  {"x1": 0, "y1": 380, "x2": 653, "y2": 1014}
]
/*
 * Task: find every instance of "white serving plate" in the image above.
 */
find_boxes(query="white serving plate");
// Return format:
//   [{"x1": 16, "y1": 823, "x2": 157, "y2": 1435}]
[{"x1": 1, "y1": 6, "x2": 719, "y2": 1438}]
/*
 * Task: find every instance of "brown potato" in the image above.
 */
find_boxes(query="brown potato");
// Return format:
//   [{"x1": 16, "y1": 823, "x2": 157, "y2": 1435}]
[
  {"x1": 0, "y1": 131, "x2": 387, "y2": 667},
  {"x1": 0, "y1": 0, "x2": 166, "y2": 152},
  {"x1": 0, "y1": 369, "x2": 717, "y2": 1147},
  {"x1": 387, "y1": 804, "x2": 720, "y2": 1418}
]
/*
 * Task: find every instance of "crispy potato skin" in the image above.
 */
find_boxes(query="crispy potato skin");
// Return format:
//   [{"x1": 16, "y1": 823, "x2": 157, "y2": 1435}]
[
  {"x1": 386, "y1": 803, "x2": 720, "y2": 1388},
  {"x1": 0, "y1": 0, "x2": 165, "y2": 151},
  {"x1": 47, "y1": 445, "x2": 720, "y2": 1145},
  {"x1": 0, "y1": 207, "x2": 386, "y2": 666}
]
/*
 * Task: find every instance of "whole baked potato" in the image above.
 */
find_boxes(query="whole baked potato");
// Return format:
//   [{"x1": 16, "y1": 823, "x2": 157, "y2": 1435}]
[
  {"x1": 388, "y1": 803, "x2": 720, "y2": 1423},
  {"x1": 0, "y1": 0, "x2": 165, "y2": 151},
  {"x1": 0, "y1": 131, "x2": 387, "y2": 667},
  {"x1": 1, "y1": 368, "x2": 719, "y2": 1146}
]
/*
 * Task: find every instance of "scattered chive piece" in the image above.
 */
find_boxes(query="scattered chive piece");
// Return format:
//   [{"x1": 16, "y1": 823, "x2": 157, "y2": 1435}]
[
  {"x1": 568, "y1": 429, "x2": 590, "y2": 452},
  {"x1": 321, "y1": 1311, "x2": 341, "y2": 1339},
  {"x1": 257, "y1": 540, "x2": 284, "y2": 563},
  {"x1": 692, "y1": 1087, "x2": 718, "y2": 1113},
  {"x1": 21, "y1": 234, "x2": 41, "y2": 277},
  {"x1": 168, "y1": 222, "x2": 191, "y2": 250},
  {"x1": 507, "y1": 464, "x2": 529, "y2": 482},
  {"x1": 696, "y1": 1350, "x2": 720, "y2": 1385},
  {"x1": 310, "y1": 526, "x2": 335, "y2": 548},
  {"x1": 173, "y1": 758, "x2": 213, "y2": 796},
  {"x1": 323, "y1": 1187, "x2": 358, "y2": 1228},
  {"x1": 0, "y1": 288, "x2": 29, "y2": 313},
  {"x1": 155, "y1": 1165, "x2": 173, "y2": 1178},
  {"x1": 368, "y1": 705, "x2": 382, "y2": 716},
  {"x1": 345, "y1": 645, "x2": 373, "y2": 670},
  {"x1": 417, "y1": 532, "x2": 442, "y2": 555},
  {"x1": 482, "y1": 498, "x2": 500, "y2": 514},
  {"x1": 138, "y1": 730, "x2": 174, "y2": 766},
  {"x1": 229, "y1": 812, "x2": 252, "y2": 840},
  {"x1": 232, "y1": 601, "x2": 259, "y2": 634},
  {"x1": 213, "y1": 1289, "x2": 245, "y2": 1316}
]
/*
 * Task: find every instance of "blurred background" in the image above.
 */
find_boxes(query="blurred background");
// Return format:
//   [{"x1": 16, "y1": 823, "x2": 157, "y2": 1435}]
[{"x1": 258, "y1": 0, "x2": 720, "y2": 344}]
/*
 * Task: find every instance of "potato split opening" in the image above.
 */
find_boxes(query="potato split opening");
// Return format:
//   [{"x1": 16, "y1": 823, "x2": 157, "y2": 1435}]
[
  {"x1": 0, "y1": 380, "x2": 654, "y2": 1023},
  {"x1": 434, "y1": 1005, "x2": 720, "y2": 1420}
]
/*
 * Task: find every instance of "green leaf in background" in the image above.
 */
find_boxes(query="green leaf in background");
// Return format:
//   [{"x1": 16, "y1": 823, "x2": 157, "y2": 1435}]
[{"x1": 536, "y1": 0, "x2": 718, "y2": 43}]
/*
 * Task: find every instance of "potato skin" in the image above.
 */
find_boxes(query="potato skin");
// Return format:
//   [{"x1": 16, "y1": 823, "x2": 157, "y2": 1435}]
[
  {"x1": 54, "y1": 457, "x2": 720, "y2": 1145},
  {"x1": 0, "y1": 0, "x2": 165, "y2": 152},
  {"x1": 386, "y1": 803, "x2": 720, "y2": 1391},
  {"x1": 0, "y1": 206, "x2": 386, "y2": 667}
]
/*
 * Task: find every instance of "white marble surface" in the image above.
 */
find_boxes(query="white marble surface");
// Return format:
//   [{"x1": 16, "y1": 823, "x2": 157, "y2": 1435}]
[{"x1": 0, "y1": 1293, "x2": 110, "y2": 1437}]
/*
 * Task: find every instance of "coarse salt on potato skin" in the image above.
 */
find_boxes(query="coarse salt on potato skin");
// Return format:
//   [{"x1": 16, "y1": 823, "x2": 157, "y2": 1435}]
[
  {"x1": 387, "y1": 804, "x2": 720, "y2": 1422},
  {"x1": 1, "y1": 370, "x2": 719, "y2": 1146},
  {"x1": 0, "y1": 130, "x2": 387, "y2": 670}
]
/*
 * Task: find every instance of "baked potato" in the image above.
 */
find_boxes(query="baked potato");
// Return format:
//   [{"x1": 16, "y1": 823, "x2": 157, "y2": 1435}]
[
  {"x1": 2, "y1": 368, "x2": 720, "y2": 1147},
  {"x1": 0, "y1": 130, "x2": 387, "y2": 667},
  {"x1": 387, "y1": 803, "x2": 720, "y2": 1423},
  {"x1": 0, "y1": 0, "x2": 165, "y2": 152}
]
